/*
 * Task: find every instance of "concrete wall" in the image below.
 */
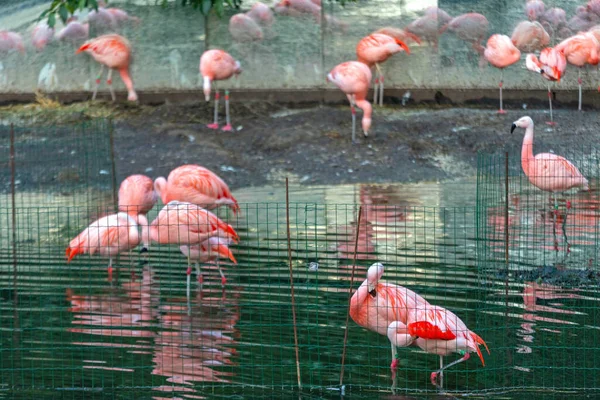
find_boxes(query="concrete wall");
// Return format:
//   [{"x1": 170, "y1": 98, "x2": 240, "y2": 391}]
[{"x1": 0, "y1": 0, "x2": 595, "y2": 97}]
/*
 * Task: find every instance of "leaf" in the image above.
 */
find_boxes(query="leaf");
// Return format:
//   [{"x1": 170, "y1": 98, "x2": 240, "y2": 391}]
[
  {"x1": 89, "y1": 0, "x2": 98, "y2": 11},
  {"x1": 48, "y1": 12, "x2": 56, "y2": 28},
  {"x1": 214, "y1": 0, "x2": 223, "y2": 17},
  {"x1": 78, "y1": 0, "x2": 86, "y2": 10},
  {"x1": 59, "y1": 4, "x2": 69, "y2": 23},
  {"x1": 201, "y1": 0, "x2": 212, "y2": 15}
]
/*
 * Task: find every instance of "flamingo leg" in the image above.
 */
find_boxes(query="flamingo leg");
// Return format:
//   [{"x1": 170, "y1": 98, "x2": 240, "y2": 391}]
[
  {"x1": 195, "y1": 262, "x2": 203, "y2": 288},
  {"x1": 217, "y1": 264, "x2": 227, "y2": 287},
  {"x1": 207, "y1": 89, "x2": 219, "y2": 129},
  {"x1": 186, "y1": 266, "x2": 192, "y2": 299},
  {"x1": 578, "y1": 69, "x2": 582, "y2": 112},
  {"x1": 562, "y1": 200, "x2": 571, "y2": 253},
  {"x1": 431, "y1": 352, "x2": 470, "y2": 389},
  {"x1": 222, "y1": 90, "x2": 233, "y2": 131},
  {"x1": 439, "y1": 356, "x2": 444, "y2": 389},
  {"x1": 347, "y1": 94, "x2": 356, "y2": 143},
  {"x1": 547, "y1": 84, "x2": 555, "y2": 126},
  {"x1": 107, "y1": 257, "x2": 113, "y2": 281},
  {"x1": 552, "y1": 196, "x2": 559, "y2": 252},
  {"x1": 373, "y1": 72, "x2": 379, "y2": 104},
  {"x1": 498, "y1": 69, "x2": 505, "y2": 114},
  {"x1": 106, "y1": 68, "x2": 116, "y2": 102},
  {"x1": 390, "y1": 343, "x2": 398, "y2": 394},
  {"x1": 376, "y1": 63, "x2": 384, "y2": 106},
  {"x1": 92, "y1": 64, "x2": 104, "y2": 101}
]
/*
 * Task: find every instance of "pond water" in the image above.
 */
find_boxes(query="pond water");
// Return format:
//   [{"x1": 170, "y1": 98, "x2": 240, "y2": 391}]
[{"x1": 1, "y1": 181, "x2": 600, "y2": 399}]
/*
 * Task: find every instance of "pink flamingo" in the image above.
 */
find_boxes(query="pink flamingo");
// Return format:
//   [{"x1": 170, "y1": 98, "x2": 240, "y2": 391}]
[
  {"x1": 66, "y1": 212, "x2": 149, "y2": 280},
  {"x1": 511, "y1": 116, "x2": 589, "y2": 250},
  {"x1": 374, "y1": 27, "x2": 421, "y2": 47},
  {"x1": 483, "y1": 34, "x2": 521, "y2": 113},
  {"x1": 0, "y1": 31, "x2": 25, "y2": 53},
  {"x1": 246, "y1": 2, "x2": 274, "y2": 26},
  {"x1": 118, "y1": 174, "x2": 158, "y2": 217},
  {"x1": 356, "y1": 33, "x2": 410, "y2": 106},
  {"x1": 76, "y1": 34, "x2": 138, "y2": 102},
  {"x1": 200, "y1": 49, "x2": 242, "y2": 131},
  {"x1": 105, "y1": 7, "x2": 140, "y2": 25},
  {"x1": 539, "y1": 8, "x2": 567, "y2": 40},
  {"x1": 31, "y1": 21, "x2": 54, "y2": 51},
  {"x1": 148, "y1": 201, "x2": 239, "y2": 295},
  {"x1": 56, "y1": 17, "x2": 89, "y2": 43},
  {"x1": 555, "y1": 32, "x2": 600, "y2": 111},
  {"x1": 349, "y1": 263, "x2": 431, "y2": 390},
  {"x1": 526, "y1": 0, "x2": 545, "y2": 21},
  {"x1": 511, "y1": 21, "x2": 550, "y2": 52},
  {"x1": 405, "y1": 7, "x2": 452, "y2": 51},
  {"x1": 387, "y1": 304, "x2": 489, "y2": 390},
  {"x1": 525, "y1": 47, "x2": 566, "y2": 124},
  {"x1": 229, "y1": 14, "x2": 263, "y2": 42},
  {"x1": 327, "y1": 61, "x2": 373, "y2": 143},
  {"x1": 440, "y1": 13, "x2": 489, "y2": 55},
  {"x1": 154, "y1": 164, "x2": 240, "y2": 214},
  {"x1": 180, "y1": 237, "x2": 237, "y2": 287}
]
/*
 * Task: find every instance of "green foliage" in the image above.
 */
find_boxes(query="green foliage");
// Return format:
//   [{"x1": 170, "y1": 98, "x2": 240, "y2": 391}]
[{"x1": 40, "y1": 0, "x2": 99, "y2": 27}]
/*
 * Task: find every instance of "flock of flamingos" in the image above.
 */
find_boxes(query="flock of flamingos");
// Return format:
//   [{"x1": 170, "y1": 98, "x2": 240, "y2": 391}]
[{"x1": 1, "y1": 0, "x2": 596, "y2": 393}]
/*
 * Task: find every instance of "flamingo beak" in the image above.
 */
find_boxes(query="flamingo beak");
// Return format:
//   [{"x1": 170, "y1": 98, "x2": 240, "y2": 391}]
[{"x1": 510, "y1": 123, "x2": 517, "y2": 134}]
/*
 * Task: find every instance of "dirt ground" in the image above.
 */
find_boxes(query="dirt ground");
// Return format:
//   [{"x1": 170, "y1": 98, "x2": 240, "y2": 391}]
[{"x1": 1, "y1": 99, "x2": 599, "y2": 190}]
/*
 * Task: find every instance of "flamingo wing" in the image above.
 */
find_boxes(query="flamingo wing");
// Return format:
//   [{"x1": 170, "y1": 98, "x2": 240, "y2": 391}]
[{"x1": 534, "y1": 153, "x2": 584, "y2": 179}]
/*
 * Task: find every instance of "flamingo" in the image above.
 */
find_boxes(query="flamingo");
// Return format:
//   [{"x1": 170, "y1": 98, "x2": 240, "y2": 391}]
[
  {"x1": 483, "y1": 34, "x2": 521, "y2": 113},
  {"x1": 56, "y1": 18, "x2": 89, "y2": 43},
  {"x1": 349, "y1": 263, "x2": 431, "y2": 390},
  {"x1": 526, "y1": 0, "x2": 545, "y2": 21},
  {"x1": 373, "y1": 27, "x2": 421, "y2": 47},
  {"x1": 554, "y1": 32, "x2": 600, "y2": 111},
  {"x1": 511, "y1": 21, "x2": 550, "y2": 53},
  {"x1": 200, "y1": 49, "x2": 242, "y2": 131},
  {"x1": 327, "y1": 61, "x2": 373, "y2": 143},
  {"x1": 440, "y1": 13, "x2": 489, "y2": 57},
  {"x1": 405, "y1": 7, "x2": 452, "y2": 51},
  {"x1": 0, "y1": 31, "x2": 24, "y2": 54},
  {"x1": 229, "y1": 14, "x2": 263, "y2": 42},
  {"x1": 539, "y1": 8, "x2": 567, "y2": 41},
  {"x1": 76, "y1": 34, "x2": 138, "y2": 102},
  {"x1": 180, "y1": 237, "x2": 237, "y2": 287},
  {"x1": 118, "y1": 174, "x2": 158, "y2": 217},
  {"x1": 31, "y1": 21, "x2": 54, "y2": 51},
  {"x1": 525, "y1": 47, "x2": 566, "y2": 124},
  {"x1": 246, "y1": 2, "x2": 274, "y2": 26},
  {"x1": 356, "y1": 33, "x2": 410, "y2": 106},
  {"x1": 148, "y1": 201, "x2": 239, "y2": 295},
  {"x1": 154, "y1": 164, "x2": 240, "y2": 214},
  {"x1": 387, "y1": 304, "x2": 489, "y2": 390},
  {"x1": 66, "y1": 212, "x2": 149, "y2": 280},
  {"x1": 511, "y1": 116, "x2": 589, "y2": 250}
]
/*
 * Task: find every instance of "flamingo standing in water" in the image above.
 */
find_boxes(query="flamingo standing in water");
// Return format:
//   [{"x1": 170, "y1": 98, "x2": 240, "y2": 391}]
[
  {"x1": 525, "y1": 47, "x2": 567, "y2": 124},
  {"x1": 554, "y1": 32, "x2": 599, "y2": 111},
  {"x1": 118, "y1": 174, "x2": 158, "y2": 217},
  {"x1": 180, "y1": 237, "x2": 237, "y2": 287},
  {"x1": 66, "y1": 212, "x2": 149, "y2": 280},
  {"x1": 483, "y1": 34, "x2": 521, "y2": 113},
  {"x1": 511, "y1": 116, "x2": 589, "y2": 251},
  {"x1": 349, "y1": 263, "x2": 431, "y2": 390},
  {"x1": 387, "y1": 305, "x2": 489, "y2": 390},
  {"x1": 76, "y1": 34, "x2": 138, "y2": 102},
  {"x1": 356, "y1": 33, "x2": 410, "y2": 106},
  {"x1": 200, "y1": 49, "x2": 242, "y2": 131},
  {"x1": 154, "y1": 164, "x2": 240, "y2": 214},
  {"x1": 148, "y1": 201, "x2": 239, "y2": 296},
  {"x1": 327, "y1": 61, "x2": 373, "y2": 143}
]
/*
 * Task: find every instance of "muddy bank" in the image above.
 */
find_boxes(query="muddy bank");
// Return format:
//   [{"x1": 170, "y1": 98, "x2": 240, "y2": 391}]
[{"x1": 1, "y1": 101, "x2": 598, "y2": 190}]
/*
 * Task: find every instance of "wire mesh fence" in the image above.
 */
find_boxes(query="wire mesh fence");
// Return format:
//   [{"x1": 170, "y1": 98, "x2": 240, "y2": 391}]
[{"x1": 476, "y1": 149, "x2": 600, "y2": 395}]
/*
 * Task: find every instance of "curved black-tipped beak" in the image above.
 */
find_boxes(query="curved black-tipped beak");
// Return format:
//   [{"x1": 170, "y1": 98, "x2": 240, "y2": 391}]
[
  {"x1": 510, "y1": 123, "x2": 517, "y2": 134},
  {"x1": 369, "y1": 288, "x2": 377, "y2": 298},
  {"x1": 140, "y1": 247, "x2": 148, "y2": 254}
]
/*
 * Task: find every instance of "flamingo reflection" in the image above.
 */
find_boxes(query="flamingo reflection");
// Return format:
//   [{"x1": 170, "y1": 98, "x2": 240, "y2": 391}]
[{"x1": 65, "y1": 265, "x2": 241, "y2": 394}]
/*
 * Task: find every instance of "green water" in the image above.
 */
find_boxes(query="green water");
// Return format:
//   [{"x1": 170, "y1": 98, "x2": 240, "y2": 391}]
[{"x1": 1, "y1": 182, "x2": 600, "y2": 398}]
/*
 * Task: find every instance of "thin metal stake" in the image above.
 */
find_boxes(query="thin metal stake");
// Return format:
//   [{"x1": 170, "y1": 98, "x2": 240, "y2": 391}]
[
  {"x1": 285, "y1": 178, "x2": 302, "y2": 391},
  {"x1": 108, "y1": 118, "x2": 118, "y2": 211},
  {"x1": 10, "y1": 124, "x2": 18, "y2": 306},
  {"x1": 339, "y1": 205, "x2": 364, "y2": 388}
]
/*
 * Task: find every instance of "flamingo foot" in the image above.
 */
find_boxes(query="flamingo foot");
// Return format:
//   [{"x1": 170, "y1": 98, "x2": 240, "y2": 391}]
[
  {"x1": 186, "y1": 267, "x2": 192, "y2": 275},
  {"x1": 207, "y1": 123, "x2": 219, "y2": 129},
  {"x1": 221, "y1": 276, "x2": 227, "y2": 286},
  {"x1": 546, "y1": 121, "x2": 556, "y2": 126},
  {"x1": 107, "y1": 266, "x2": 113, "y2": 282},
  {"x1": 566, "y1": 200, "x2": 572, "y2": 210},
  {"x1": 430, "y1": 371, "x2": 439, "y2": 387},
  {"x1": 198, "y1": 274, "x2": 204, "y2": 284},
  {"x1": 221, "y1": 124, "x2": 233, "y2": 132},
  {"x1": 497, "y1": 109, "x2": 507, "y2": 114}
]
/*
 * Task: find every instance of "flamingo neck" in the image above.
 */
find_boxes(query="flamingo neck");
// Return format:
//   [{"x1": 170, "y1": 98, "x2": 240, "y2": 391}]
[
  {"x1": 119, "y1": 68, "x2": 137, "y2": 101},
  {"x1": 355, "y1": 99, "x2": 372, "y2": 133},
  {"x1": 136, "y1": 215, "x2": 150, "y2": 248},
  {"x1": 154, "y1": 177, "x2": 168, "y2": 204},
  {"x1": 521, "y1": 124, "x2": 535, "y2": 175}
]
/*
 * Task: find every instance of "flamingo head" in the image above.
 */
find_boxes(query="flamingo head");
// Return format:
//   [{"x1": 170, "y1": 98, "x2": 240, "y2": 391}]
[
  {"x1": 387, "y1": 321, "x2": 412, "y2": 347},
  {"x1": 511, "y1": 116, "x2": 534, "y2": 133},
  {"x1": 153, "y1": 177, "x2": 169, "y2": 204},
  {"x1": 366, "y1": 262, "x2": 384, "y2": 295}
]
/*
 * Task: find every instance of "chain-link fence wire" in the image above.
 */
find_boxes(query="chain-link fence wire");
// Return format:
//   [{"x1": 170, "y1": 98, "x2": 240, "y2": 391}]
[
  {"x1": 476, "y1": 149, "x2": 600, "y2": 394},
  {"x1": 1, "y1": 201, "x2": 500, "y2": 397}
]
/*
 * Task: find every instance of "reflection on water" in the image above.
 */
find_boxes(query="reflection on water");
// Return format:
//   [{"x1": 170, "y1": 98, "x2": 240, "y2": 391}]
[{"x1": 2, "y1": 181, "x2": 600, "y2": 397}]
